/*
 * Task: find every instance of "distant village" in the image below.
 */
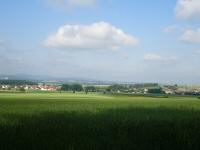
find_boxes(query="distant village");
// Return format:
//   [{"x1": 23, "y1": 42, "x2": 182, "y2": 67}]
[
  {"x1": 0, "y1": 84, "x2": 61, "y2": 91},
  {"x1": 0, "y1": 80, "x2": 200, "y2": 96}
]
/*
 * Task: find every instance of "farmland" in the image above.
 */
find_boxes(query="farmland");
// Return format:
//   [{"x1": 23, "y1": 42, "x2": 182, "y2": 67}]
[{"x1": 1, "y1": 93, "x2": 200, "y2": 149}]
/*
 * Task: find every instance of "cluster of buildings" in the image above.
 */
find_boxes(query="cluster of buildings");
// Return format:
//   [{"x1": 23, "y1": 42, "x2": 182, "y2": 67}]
[
  {"x1": 162, "y1": 86, "x2": 200, "y2": 96},
  {"x1": 28, "y1": 85, "x2": 61, "y2": 91},
  {"x1": 0, "y1": 84, "x2": 61, "y2": 91},
  {"x1": 130, "y1": 88, "x2": 149, "y2": 94},
  {"x1": 1, "y1": 81, "x2": 200, "y2": 96},
  {"x1": 110, "y1": 84, "x2": 200, "y2": 96}
]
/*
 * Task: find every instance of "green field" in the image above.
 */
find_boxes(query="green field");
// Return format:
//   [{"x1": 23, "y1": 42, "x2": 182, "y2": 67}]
[{"x1": 1, "y1": 93, "x2": 200, "y2": 150}]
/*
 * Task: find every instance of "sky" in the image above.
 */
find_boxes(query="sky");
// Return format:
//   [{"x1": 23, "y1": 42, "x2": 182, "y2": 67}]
[{"x1": 0, "y1": 0, "x2": 200, "y2": 84}]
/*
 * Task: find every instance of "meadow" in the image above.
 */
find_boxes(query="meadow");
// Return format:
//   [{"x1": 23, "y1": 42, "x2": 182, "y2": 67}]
[{"x1": 1, "y1": 92, "x2": 200, "y2": 150}]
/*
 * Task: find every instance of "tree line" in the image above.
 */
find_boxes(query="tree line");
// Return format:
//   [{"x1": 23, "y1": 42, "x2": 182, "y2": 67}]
[
  {"x1": 61, "y1": 83, "x2": 163, "y2": 94},
  {"x1": 61, "y1": 84, "x2": 98, "y2": 93}
]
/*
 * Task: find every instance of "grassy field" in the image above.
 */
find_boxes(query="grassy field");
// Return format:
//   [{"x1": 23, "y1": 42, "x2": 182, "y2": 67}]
[{"x1": 1, "y1": 93, "x2": 200, "y2": 150}]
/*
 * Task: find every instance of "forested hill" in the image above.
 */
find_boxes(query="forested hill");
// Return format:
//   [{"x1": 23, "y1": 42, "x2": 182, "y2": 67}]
[{"x1": 0, "y1": 80, "x2": 37, "y2": 85}]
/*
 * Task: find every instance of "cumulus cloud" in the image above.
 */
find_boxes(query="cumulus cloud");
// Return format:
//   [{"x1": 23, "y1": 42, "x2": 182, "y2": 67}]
[
  {"x1": 122, "y1": 54, "x2": 129, "y2": 60},
  {"x1": 144, "y1": 53, "x2": 162, "y2": 61},
  {"x1": 68, "y1": 0, "x2": 96, "y2": 7},
  {"x1": 163, "y1": 25, "x2": 177, "y2": 34},
  {"x1": 44, "y1": 22, "x2": 139, "y2": 50},
  {"x1": 144, "y1": 53, "x2": 177, "y2": 62},
  {"x1": 175, "y1": 0, "x2": 200, "y2": 19},
  {"x1": 163, "y1": 25, "x2": 184, "y2": 34},
  {"x1": 181, "y1": 28, "x2": 200, "y2": 43},
  {"x1": 46, "y1": 0, "x2": 96, "y2": 9}
]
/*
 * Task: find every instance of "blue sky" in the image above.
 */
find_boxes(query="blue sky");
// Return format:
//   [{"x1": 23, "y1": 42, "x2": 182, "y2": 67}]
[{"x1": 0, "y1": 0, "x2": 200, "y2": 83}]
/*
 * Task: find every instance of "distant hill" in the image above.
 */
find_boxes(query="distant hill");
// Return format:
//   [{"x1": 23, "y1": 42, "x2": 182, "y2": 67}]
[
  {"x1": 0, "y1": 80, "x2": 37, "y2": 85},
  {"x1": 0, "y1": 74, "x2": 116, "y2": 85}
]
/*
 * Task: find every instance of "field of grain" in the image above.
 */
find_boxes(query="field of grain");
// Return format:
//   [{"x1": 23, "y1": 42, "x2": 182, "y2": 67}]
[{"x1": 1, "y1": 93, "x2": 200, "y2": 150}]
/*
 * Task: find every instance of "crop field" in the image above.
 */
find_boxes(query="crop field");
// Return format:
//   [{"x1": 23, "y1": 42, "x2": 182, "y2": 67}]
[{"x1": 1, "y1": 93, "x2": 200, "y2": 150}]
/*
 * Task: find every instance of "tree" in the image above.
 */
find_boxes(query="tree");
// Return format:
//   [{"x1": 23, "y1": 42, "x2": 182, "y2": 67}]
[
  {"x1": 148, "y1": 87, "x2": 163, "y2": 94},
  {"x1": 61, "y1": 84, "x2": 70, "y2": 91},
  {"x1": 19, "y1": 87, "x2": 25, "y2": 92},
  {"x1": 70, "y1": 84, "x2": 83, "y2": 93},
  {"x1": 85, "y1": 86, "x2": 96, "y2": 94},
  {"x1": 107, "y1": 84, "x2": 127, "y2": 92},
  {"x1": 106, "y1": 86, "x2": 112, "y2": 92}
]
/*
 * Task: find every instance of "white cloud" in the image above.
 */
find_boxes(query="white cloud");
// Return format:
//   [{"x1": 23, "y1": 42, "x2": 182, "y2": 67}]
[
  {"x1": 144, "y1": 53, "x2": 162, "y2": 61},
  {"x1": 68, "y1": 0, "x2": 96, "y2": 7},
  {"x1": 181, "y1": 28, "x2": 200, "y2": 43},
  {"x1": 144, "y1": 53, "x2": 177, "y2": 62},
  {"x1": 122, "y1": 54, "x2": 129, "y2": 60},
  {"x1": 163, "y1": 25, "x2": 178, "y2": 34},
  {"x1": 163, "y1": 25, "x2": 184, "y2": 34},
  {"x1": 46, "y1": 0, "x2": 96, "y2": 9},
  {"x1": 44, "y1": 22, "x2": 139, "y2": 50},
  {"x1": 175, "y1": 0, "x2": 200, "y2": 19}
]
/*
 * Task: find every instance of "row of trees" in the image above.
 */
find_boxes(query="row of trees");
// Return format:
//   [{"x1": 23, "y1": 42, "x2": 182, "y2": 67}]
[
  {"x1": 61, "y1": 84, "x2": 163, "y2": 94},
  {"x1": 106, "y1": 84, "x2": 164, "y2": 94},
  {"x1": 61, "y1": 84, "x2": 97, "y2": 93}
]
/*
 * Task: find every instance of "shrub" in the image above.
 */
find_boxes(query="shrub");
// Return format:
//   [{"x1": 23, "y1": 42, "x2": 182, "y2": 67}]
[
  {"x1": 19, "y1": 87, "x2": 25, "y2": 92},
  {"x1": 163, "y1": 95, "x2": 169, "y2": 98}
]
